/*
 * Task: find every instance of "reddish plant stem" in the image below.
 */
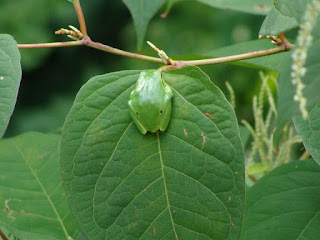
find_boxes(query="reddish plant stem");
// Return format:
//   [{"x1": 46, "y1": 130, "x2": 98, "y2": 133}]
[
  {"x1": 18, "y1": 41, "x2": 83, "y2": 49},
  {"x1": 17, "y1": 0, "x2": 292, "y2": 67},
  {"x1": 83, "y1": 37, "x2": 162, "y2": 63},
  {"x1": 278, "y1": 32, "x2": 294, "y2": 50},
  {"x1": 179, "y1": 45, "x2": 286, "y2": 66},
  {"x1": 17, "y1": 38, "x2": 289, "y2": 67},
  {"x1": 0, "y1": 229, "x2": 8, "y2": 240},
  {"x1": 73, "y1": 0, "x2": 88, "y2": 36}
]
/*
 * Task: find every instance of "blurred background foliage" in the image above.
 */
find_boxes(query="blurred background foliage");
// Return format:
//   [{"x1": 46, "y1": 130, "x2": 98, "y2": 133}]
[{"x1": 2, "y1": 0, "x2": 270, "y2": 137}]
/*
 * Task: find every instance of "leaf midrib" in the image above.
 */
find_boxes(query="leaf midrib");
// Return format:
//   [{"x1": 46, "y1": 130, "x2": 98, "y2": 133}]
[{"x1": 157, "y1": 132, "x2": 178, "y2": 240}]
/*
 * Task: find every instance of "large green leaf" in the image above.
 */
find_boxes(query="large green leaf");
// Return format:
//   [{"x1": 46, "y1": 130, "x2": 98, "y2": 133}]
[
  {"x1": 207, "y1": 39, "x2": 290, "y2": 71},
  {"x1": 0, "y1": 34, "x2": 21, "y2": 139},
  {"x1": 0, "y1": 132, "x2": 79, "y2": 240},
  {"x1": 60, "y1": 67, "x2": 245, "y2": 239},
  {"x1": 294, "y1": 105, "x2": 320, "y2": 165},
  {"x1": 196, "y1": 0, "x2": 273, "y2": 15},
  {"x1": 123, "y1": 0, "x2": 166, "y2": 50},
  {"x1": 241, "y1": 159, "x2": 320, "y2": 240}
]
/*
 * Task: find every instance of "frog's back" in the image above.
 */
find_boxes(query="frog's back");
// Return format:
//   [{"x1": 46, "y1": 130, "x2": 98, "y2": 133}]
[
  {"x1": 130, "y1": 70, "x2": 171, "y2": 132},
  {"x1": 132, "y1": 70, "x2": 166, "y2": 106}
]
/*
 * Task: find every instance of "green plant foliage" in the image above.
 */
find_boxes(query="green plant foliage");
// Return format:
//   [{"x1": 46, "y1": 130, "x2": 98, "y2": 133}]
[
  {"x1": 259, "y1": 7, "x2": 297, "y2": 35},
  {"x1": 239, "y1": 125, "x2": 251, "y2": 148},
  {"x1": 0, "y1": 225, "x2": 16, "y2": 240},
  {"x1": 246, "y1": 162, "x2": 268, "y2": 175},
  {"x1": 0, "y1": 132, "x2": 79, "y2": 240},
  {"x1": 122, "y1": 0, "x2": 271, "y2": 52},
  {"x1": 197, "y1": 0, "x2": 273, "y2": 15},
  {"x1": 241, "y1": 159, "x2": 320, "y2": 240},
  {"x1": 7, "y1": 96, "x2": 73, "y2": 135},
  {"x1": 273, "y1": 0, "x2": 320, "y2": 139},
  {"x1": 163, "y1": 0, "x2": 273, "y2": 17},
  {"x1": 123, "y1": 0, "x2": 166, "y2": 51},
  {"x1": 277, "y1": 39, "x2": 320, "y2": 132},
  {"x1": 207, "y1": 39, "x2": 290, "y2": 71},
  {"x1": 0, "y1": 34, "x2": 21, "y2": 139},
  {"x1": 0, "y1": 0, "x2": 74, "y2": 70},
  {"x1": 259, "y1": 0, "x2": 313, "y2": 35},
  {"x1": 276, "y1": 0, "x2": 313, "y2": 22},
  {"x1": 2, "y1": 1, "x2": 320, "y2": 239},
  {"x1": 294, "y1": 105, "x2": 320, "y2": 165},
  {"x1": 60, "y1": 66, "x2": 245, "y2": 239}
]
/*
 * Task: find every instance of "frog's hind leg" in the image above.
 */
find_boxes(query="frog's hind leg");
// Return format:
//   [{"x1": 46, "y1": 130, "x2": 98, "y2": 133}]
[
  {"x1": 159, "y1": 95, "x2": 172, "y2": 132},
  {"x1": 128, "y1": 100, "x2": 147, "y2": 135}
]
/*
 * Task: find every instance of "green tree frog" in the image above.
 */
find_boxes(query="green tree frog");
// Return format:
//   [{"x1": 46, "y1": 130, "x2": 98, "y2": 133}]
[{"x1": 128, "y1": 70, "x2": 173, "y2": 134}]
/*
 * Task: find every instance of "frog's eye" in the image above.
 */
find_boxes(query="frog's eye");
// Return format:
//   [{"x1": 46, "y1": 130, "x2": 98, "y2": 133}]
[{"x1": 160, "y1": 110, "x2": 163, "y2": 114}]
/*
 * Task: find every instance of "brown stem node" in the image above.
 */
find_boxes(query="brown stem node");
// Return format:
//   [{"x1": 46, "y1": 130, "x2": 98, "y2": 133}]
[{"x1": 278, "y1": 32, "x2": 294, "y2": 51}]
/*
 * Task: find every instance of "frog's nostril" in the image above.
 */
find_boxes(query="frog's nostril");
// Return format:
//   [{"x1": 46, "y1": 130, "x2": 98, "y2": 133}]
[
  {"x1": 160, "y1": 110, "x2": 163, "y2": 114},
  {"x1": 136, "y1": 112, "x2": 139, "y2": 115}
]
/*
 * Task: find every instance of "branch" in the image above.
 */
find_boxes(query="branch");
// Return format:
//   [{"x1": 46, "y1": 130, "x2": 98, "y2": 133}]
[
  {"x1": 73, "y1": 0, "x2": 87, "y2": 36},
  {"x1": 84, "y1": 37, "x2": 162, "y2": 63},
  {"x1": 17, "y1": 0, "x2": 292, "y2": 67},
  {"x1": 299, "y1": 150, "x2": 311, "y2": 160},
  {"x1": 18, "y1": 37, "x2": 288, "y2": 66},
  {"x1": 18, "y1": 41, "x2": 83, "y2": 49},
  {"x1": 178, "y1": 45, "x2": 286, "y2": 67}
]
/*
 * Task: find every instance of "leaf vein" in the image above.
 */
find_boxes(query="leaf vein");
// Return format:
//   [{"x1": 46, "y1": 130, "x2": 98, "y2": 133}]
[
  {"x1": 12, "y1": 141, "x2": 70, "y2": 239},
  {"x1": 296, "y1": 210, "x2": 320, "y2": 239},
  {"x1": 164, "y1": 165, "x2": 231, "y2": 222}
]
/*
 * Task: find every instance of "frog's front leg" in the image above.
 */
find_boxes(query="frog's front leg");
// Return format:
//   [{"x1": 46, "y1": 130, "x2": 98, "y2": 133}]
[
  {"x1": 128, "y1": 100, "x2": 147, "y2": 135},
  {"x1": 159, "y1": 95, "x2": 173, "y2": 132}
]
